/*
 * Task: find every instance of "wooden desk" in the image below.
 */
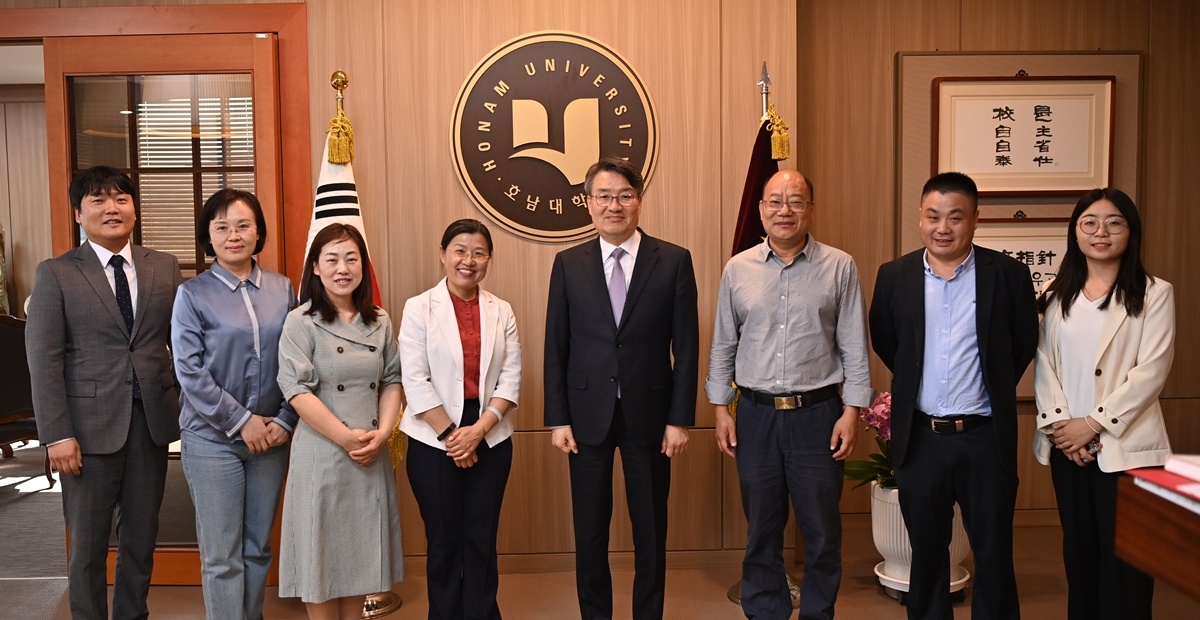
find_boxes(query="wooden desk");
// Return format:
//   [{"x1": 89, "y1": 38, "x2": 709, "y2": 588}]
[{"x1": 1115, "y1": 476, "x2": 1200, "y2": 602}]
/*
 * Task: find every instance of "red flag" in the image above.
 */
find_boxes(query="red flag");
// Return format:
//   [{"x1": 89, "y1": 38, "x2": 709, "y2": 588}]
[
  {"x1": 731, "y1": 119, "x2": 778, "y2": 256},
  {"x1": 302, "y1": 128, "x2": 382, "y2": 306}
]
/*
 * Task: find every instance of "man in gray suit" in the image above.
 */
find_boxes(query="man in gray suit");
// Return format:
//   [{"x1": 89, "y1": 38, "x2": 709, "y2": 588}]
[{"x1": 28, "y1": 166, "x2": 183, "y2": 620}]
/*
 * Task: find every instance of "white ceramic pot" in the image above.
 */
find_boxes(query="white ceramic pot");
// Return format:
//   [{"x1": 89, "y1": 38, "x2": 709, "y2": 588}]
[{"x1": 870, "y1": 480, "x2": 970, "y2": 593}]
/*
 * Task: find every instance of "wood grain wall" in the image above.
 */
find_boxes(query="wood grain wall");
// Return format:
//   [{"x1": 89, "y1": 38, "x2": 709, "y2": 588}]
[{"x1": 3, "y1": 0, "x2": 1196, "y2": 563}]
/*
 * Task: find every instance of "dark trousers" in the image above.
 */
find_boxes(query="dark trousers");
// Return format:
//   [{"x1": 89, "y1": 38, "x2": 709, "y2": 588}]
[
  {"x1": 568, "y1": 402, "x2": 671, "y2": 620},
  {"x1": 1049, "y1": 449, "x2": 1153, "y2": 620},
  {"x1": 894, "y1": 418, "x2": 1019, "y2": 620},
  {"x1": 61, "y1": 400, "x2": 168, "y2": 620},
  {"x1": 735, "y1": 394, "x2": 845, "y2": 620},
  {"x1": 407, "y1": 399, "x2": 513, "y2": 620}
]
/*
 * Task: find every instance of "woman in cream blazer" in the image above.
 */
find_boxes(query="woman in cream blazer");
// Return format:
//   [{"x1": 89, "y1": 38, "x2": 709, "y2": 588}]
[
  {"x1": 399, "y1": 219, "x2": 520, "y2": 620},
  {"x1": 1034, "y1": 188, "x2": 1174, "y2": 620}
]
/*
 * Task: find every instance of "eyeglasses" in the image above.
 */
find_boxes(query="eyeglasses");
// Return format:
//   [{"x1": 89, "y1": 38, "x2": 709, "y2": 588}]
[
  {"x1": 450, "y1": 248, "x2": 491, "y2": 262},
  {"x1": 589, "y1": 193, "x2": 638, "y2": 208},
  {"x1": 762, "y1": 199, "x2": 813, "y2": 214},
  {"x1": 210, "y1": 223, "x2": 256, "y2": 238},
  {"x1": 1078, "y1": 217, "x2": 1128, "y2": 235}
]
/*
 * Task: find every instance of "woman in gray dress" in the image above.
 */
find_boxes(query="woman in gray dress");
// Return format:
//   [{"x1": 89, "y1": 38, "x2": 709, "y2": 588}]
[{"x1": 277, "y1": 223, "x2": 404, "y2": 619}]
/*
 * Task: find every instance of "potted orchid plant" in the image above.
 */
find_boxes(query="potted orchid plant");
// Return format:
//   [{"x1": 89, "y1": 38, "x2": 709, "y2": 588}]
[
  {"x1": 845, "y1": 391, "x2": 972, "y2": 598},
  {"x1": 844, "y1": 391, "x2": 895, "y2": 489}
]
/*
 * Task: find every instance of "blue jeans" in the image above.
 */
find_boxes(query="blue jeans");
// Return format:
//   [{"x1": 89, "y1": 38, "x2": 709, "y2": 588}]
[
  {"x1": 181, "y1": 430, "x2": 288, "y2": 620},
  {"x1": 736, "y1": 394, "x2": 845, "y2": 620}
]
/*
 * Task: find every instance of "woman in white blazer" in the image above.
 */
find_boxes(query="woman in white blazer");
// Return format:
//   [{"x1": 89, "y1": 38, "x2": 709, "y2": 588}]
[
  {"x1": 399, "y1": 219, "x2": 520, "y2": 620},
  {"x1": 1034, "y1": 188, "x2": 1174, "y2": 620}
]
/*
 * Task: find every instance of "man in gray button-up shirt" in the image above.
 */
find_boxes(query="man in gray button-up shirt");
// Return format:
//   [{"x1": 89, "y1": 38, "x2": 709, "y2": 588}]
[{"x1": 706, "y1": 169, "x2": 871, "y2": 620}]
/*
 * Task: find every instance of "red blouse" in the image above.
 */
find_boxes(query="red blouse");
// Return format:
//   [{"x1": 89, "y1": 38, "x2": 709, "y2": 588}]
[{"x1": 449, "y1": 291, "x2": 481, "y2": 400}]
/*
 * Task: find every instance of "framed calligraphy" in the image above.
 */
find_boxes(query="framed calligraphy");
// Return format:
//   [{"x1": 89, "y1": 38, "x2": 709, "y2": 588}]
[
  {"x1": 933, "y1": 76, "x2": 1114, "y2": 195},
  {"x1": 974, "y1": 219, "x2": 1068, "y2": 295}
]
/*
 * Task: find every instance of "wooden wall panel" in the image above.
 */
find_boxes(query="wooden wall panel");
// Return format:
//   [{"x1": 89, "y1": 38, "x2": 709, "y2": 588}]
[
  {"x1": 795, "y1": 0, "x2": 960, "y2": 514},
  {"x1": 1162, "y1": 400, "x2": 1200, "y2": 455},
  {"x1": 962, "y1": 0, "x2": 1150, "y2": 52},
  {"x1": 303, "y1": 0, "x2": 389, "y2": 295},
  {"x1": 60, "y1": 0, "x2": 294, "y2": 6},
  {"x1": 1144, "y1": 0, "x2": 1200, "y2": 399}
]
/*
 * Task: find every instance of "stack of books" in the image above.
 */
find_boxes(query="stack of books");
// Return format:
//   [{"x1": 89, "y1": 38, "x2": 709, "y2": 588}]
[{"x1": 1127, "y1": 455, "x2": 1200, "y2": 515}]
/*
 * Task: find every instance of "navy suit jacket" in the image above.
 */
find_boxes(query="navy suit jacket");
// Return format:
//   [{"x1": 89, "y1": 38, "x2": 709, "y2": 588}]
[
  {"x1": 868, "y1": 245, "x2": 1038, "y2": 473},
  {"x1": 544, "y1": 231, "x2": 699, "y2": 447}
]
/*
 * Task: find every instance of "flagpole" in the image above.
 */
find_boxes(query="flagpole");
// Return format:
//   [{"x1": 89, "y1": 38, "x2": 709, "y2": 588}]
[
  {"x1": 759, "y1": 60, "x2": 771, "y2": 121},
  {"x1": 332, "y1": 70, "x2": 402, "y2": 620},
  {"x1": 727, "y1": 62, "x2": 802, "y2": 612}
]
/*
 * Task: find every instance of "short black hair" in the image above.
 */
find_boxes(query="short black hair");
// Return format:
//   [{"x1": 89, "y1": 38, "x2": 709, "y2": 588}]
[
  {"x1": 921, "y1": 172, "x2": 978, "y2": 210},
  {"x1": 440, "y1": 218, "x2": 493, "y2": 254},
  {"x1": 583, "y1": 157, "x2": 644, "y2": 196},
  {"x1": 69, "y1": 166, "x2": 138, "y2": 212},
  {"x1": 197, "y1": 188, "x2": 268, "y2": 256}
]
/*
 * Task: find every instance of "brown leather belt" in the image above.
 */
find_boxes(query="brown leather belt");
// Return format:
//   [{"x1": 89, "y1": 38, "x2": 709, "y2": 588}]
[
  {"x1": 739, "y1": 385, "x2": 840, "y2": 410},
  {"x1": 916, "y1": 410, "x2": 992, "y2": 434}
]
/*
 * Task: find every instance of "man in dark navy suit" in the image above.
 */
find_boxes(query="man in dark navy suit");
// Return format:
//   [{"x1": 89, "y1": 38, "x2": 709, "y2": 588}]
[{"x1": 544, "y1": 156, "x2": 699, "y2": 620}]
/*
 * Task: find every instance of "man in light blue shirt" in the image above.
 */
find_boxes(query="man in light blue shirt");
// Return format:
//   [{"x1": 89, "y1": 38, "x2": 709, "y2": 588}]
[{"x1": 870, "y1": 172, "x2": 1038, "y2": 620}]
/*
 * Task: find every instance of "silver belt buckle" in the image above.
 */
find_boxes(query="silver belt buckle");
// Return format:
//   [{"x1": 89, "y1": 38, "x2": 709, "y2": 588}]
[{"x1": 774, "y1": 395, "x2": 801, "y2": 410}]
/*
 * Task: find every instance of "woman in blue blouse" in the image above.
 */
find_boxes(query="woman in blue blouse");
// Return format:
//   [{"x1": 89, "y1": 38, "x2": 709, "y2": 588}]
[{"x1": 172, "y1": 189, "x2": 297, "y2": 620}]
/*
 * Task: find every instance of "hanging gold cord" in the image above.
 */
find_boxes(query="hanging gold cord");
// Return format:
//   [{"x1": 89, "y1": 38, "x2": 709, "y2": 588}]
[
  {"x1": 388, "y1": 417, "x2": 406, "y2": 467},
  {"x1": 327, "y1": 109, "x2": 354, "y2": 165},
  {"x1": 766, "y1": 103, "x2": 790, "y2": 161}
]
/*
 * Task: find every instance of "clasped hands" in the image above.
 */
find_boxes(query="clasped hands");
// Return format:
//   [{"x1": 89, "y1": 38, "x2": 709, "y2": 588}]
[
  {"x1": 1050, "y1": 417, "x2": 1102, "y2": 467},
  {"x1": 239, "y1": 414, "x2": 290, "y2": 454},
  {"x1": 444, "y1": 424, "x2": 485, "y2": 468},
  {"x1": 339, "y1": 426, "x2": 390, "y2": 467}
]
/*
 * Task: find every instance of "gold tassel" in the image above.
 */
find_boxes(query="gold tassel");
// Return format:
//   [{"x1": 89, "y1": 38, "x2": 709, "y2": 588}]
[
  {"x1": 729, "y1": 383, "x2": 740, "y2": 420},
  {"x1": 766, "y1": 103, "x2": 790, "y2": 161},
  {"x1": 327, "y1": 110, "x2": 354, "y2": 165},
  {"x1": 388, "y1": 414, "x2": 406, "y2": 468}
]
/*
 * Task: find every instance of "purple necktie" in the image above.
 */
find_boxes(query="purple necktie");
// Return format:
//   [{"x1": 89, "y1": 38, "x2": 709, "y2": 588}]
[{"x1": 608, "y1": 247, "x2": 627, "y2": 326}]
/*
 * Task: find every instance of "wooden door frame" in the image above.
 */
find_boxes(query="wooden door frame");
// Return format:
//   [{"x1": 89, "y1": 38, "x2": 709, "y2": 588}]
[
  {"x1": 0, "y1": 3, "x2": 311, "y2": 278},
  {"x1": 44, "y1": 33, "x2": 285, "y2": 273},
  {"x1": 0, "y1": 3, "x2": 311, "y2": 586}
]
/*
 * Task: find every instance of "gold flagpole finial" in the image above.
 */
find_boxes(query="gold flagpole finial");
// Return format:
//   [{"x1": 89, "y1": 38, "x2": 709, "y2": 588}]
[
  {"x1": 331, "y1": 70, "x2": 349, "y2": 114},
  {"x1": 327, "y1": 70, "x2": 353, "y2": 164}
]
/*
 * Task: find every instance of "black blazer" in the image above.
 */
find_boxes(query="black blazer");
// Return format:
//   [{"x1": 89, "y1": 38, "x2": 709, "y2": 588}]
[
  {"x1": 544, "y1": 231, "x2": 699, "y2": 447},
  {"x1": 868, "y1": 245, "x2": 1038, "y2": 473}
]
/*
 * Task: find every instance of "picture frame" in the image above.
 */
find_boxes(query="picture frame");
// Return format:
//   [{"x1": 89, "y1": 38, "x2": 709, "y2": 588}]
[
  {"x1": 933, "y1": 76, "x2": 1115, "y2": 196},
  {"x1": 974, "y1": 219, "x2": 1068, "y2": 295}
]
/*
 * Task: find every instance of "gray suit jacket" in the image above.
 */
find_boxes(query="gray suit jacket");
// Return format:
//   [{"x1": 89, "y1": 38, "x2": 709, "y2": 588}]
[{"x1": 27, "y1": 242, "x2": 183, "y2": 454}]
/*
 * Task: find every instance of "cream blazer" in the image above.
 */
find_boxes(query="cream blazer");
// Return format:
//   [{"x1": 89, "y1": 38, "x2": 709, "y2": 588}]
[
  {"x1": 1034, "y1": 276, "x2": 1174, "y2": 472},
  {"x1": 399, "y1": 279, "x2": 521, "y2": 450}
]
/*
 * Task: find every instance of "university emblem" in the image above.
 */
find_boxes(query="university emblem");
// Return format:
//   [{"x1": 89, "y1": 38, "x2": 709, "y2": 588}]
[{"x1": 451, "y1": 31, "x2": 659, "y2": 242}]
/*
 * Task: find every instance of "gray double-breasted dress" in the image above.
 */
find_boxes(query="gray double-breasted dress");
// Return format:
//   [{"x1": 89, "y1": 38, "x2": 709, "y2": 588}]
[{"x1": 276, "y1": 302, "x2": 404, "y2": 603}]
